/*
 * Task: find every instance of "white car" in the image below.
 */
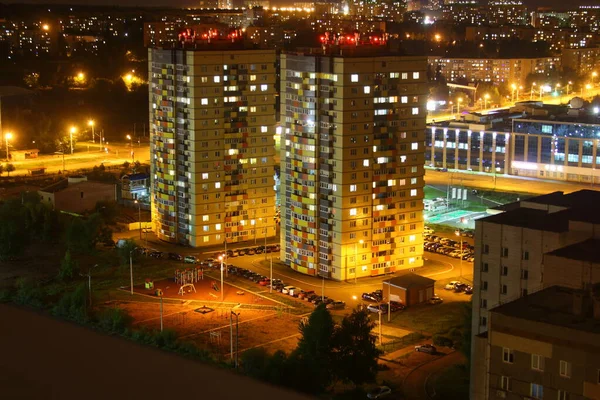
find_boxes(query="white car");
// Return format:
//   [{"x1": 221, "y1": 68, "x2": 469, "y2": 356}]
[
  {"x1": 367, "y1": 386, "x2": 392, "y2": 399},
  {"x1": 366, "y1": 304, "x2": 382, "y2": 313},
  {"x1": 282, "y1": 286, "x2": 296, "y2": 295},
  {"x1": 289, "y1": 287, "x2": 302, "y2": 297},
  {"x1": 445, "y1": 281, "x2": 461, "y2": 290}
]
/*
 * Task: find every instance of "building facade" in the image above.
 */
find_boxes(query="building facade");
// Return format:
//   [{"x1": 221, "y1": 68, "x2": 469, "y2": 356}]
[
  {"x1": 149, "y1": 44, "x2": 277, "y2": 247},
  {"x1": 470, "y1": 190, "x2": 600, "y2": 399},
  {"x1": 280, "y1": 47, "x2": 427, "y2": 281},
  {"x1": 477, "y1": 286, "x2": 600, "y2": 400}
]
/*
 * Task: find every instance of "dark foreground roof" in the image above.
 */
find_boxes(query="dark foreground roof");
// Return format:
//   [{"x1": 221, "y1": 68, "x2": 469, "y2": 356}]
[
  {"x1": 545, "y1": 238, "x2": 600, "y2": 263},
  {"x1": 385, "y1": 273, "x2": 435, "y2": 289},
  {"x1": 0, "y1": 305, "x2": 313, "y2": 400},
  {"x1": 480, "y1": 207, "x2": 569, "y2": 232}
]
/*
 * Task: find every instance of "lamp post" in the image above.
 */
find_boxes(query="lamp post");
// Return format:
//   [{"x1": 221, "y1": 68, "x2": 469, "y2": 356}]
[
  {"x1": 80, "y1": 264, "x2": 98, "y2": 308},
  {"x1": 134, "y1": 199, "x2": 142, "y2": 240},
  {"x1": 4, "y1": 132, "x2": 12, "y2": 161},
  {"x1": 457, "y1": 97, "x2": 463, "y2": 115},
  {"x1": 88, "y1": 120, "x2": 95, "y2": 143},
  {"x1": 126, "y1": 134, "x2": 133, "y2": 162},
  {"x1": 567, "y1": 81, "x2": 572, "y2": 95},
  {"x1": 592, "y1": 71, "x2": 598, "y2": 86},
  {"x1": 531, "y1": 82, "x2": 536, "y2": 100},
  {"x1": 69, "y1": 126, "x2": 76, "y2": 154},
  {"x1": 130, "y1": 249, "x2": 135, "y2": 295},
  {"x1": 230, "y1": 311, "x2": 240, "y2": 368},
  {"x1": 219, "y1": 255, "x2": 224, "y2": 302},
  {"x1": 263, "y1": 218, "x2": 267, "y2": 261},
  {"x1": 483, "y1": 93, "x2": 490, "y2": 110}
]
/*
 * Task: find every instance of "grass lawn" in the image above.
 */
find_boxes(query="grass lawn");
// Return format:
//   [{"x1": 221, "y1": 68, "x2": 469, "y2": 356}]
[
  {"x1": 388, "y1": 301, "x2": 470, "y2": 336},
  {"x1": 424, "y1": 185, "x2": 446, "y2": 200},
  {"x1": 433, "y1": 363, "x2": 470, "y2": 399}
]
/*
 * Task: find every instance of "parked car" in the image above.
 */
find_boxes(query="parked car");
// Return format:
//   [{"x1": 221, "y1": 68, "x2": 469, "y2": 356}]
[
  {"x1": 445, "y1": 281, "x2": 461, "y2": 290},
  {"x1": 389, "y1": 301, "x2": 406, "y2": 312},
  {"x1": 246, "y1": 248, "x2": 256, "y2": 256},
  {"x1": 428, "y1": 296, "x2": 444, "y2": 305},
  {"x1": 298, "y1": 290, "x2": 315, "y2": 300},
  {"x1": 149, "y1": 251, "x2": 163, "y2": 258},
  {"x1": 258, "y1": 278, "x2": 270, "y2": 286},
  {"x1": 102, "y1": 239, "x2": 116, "y2": 247},
  {"x1": 464, "y1": 285, "x2": 473, "y2": 295},
  {"x1": 454, "y1": 283, "x2": 468, "y2": 293},
  {"x1": 255, "y1": 247, "x2": 263, "y2": 254},
  {"x1": 367, "y1": 386, "x2": 392, "y2": 399},
  {"x1": 367, "y1": 304, "x2": 383, "y2": 313},
  {"x1": 415, "y1": 344, "x2": 437, "y2": 354},
  {"x1": 362, "y1": 292, "x2": 379, "y2": 302},
  {"x1": 289, "y1": 287, "x2": 303, "y2": 297},
  {"x1": 238, "y1": 249, "x2": 246, "y2": 256},
  {"x1": 168, "y1": 252, "x2": 183, "y2": 261},
  {"x1": 184, "y1": 255, "x2": 198, "y2": 264},
  {"x1": 326, "y1": 301, "x2": 346, "y2": 310},
  {"x1": 282, "y1": 286, "x2": 296, "y2": 295},
  {"x1": 231, "y1": 250, "x2": 239, "y2": 257},
  {"x1": 306, "y1": 293, "x2": 319, "y2": 302}
]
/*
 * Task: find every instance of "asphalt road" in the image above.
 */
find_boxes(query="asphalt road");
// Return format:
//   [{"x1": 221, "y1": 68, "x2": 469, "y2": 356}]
[
  {"x1": 403, "y1": 350, "x2": 465, "y2": 400},
  {"x1": 0, "y1": 304, "x2": 313, "y2": 400},
  {"x1": 425, "y1": 168, "x2": 594, "y2": 195}
]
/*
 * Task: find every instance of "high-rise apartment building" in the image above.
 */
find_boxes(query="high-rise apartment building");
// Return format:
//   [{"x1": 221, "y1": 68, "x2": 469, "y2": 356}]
[
  {"x1": 149, "y1": 42, "x2": 277, "y2": 247},
  {"x1": 280, "y1": 46, "x2": 427, "y2": 281},
  {"x1": 470, "y1": 190, "x2": 600, "y2": 399}
]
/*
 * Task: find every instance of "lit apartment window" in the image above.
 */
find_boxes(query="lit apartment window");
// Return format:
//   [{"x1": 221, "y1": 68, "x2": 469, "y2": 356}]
[
  {"x1": 250, "y1": 75, "x2": 256, "y2": 81},
  {"x1": 411, "y1": 142, "x2": 418, "y2": 150},
  {"x1": 502, "y1": 348, "x2": 514, "y2": 363},
  {"x1": 413, "y1": 72, "x2": 420, "y2": 79},
  {"x1": 412, "y1": 107, "x2": 419, "y2": 115},
  {"x1": 401, "y1": 96, "x2": 408, "y2": 103},
  {"x1": 530, "y1": 383, "x2": 543, "y2": 399},
  {"x1": 203, "y1": 225, "x2": 209, "y2": 232},
  {"x1": 363, "y1": 160, "x2": 369, "y2": 167},
  {"x1": 201, "y1": 98, "x2": 208, "y2": 105},
  {"x1": 202, "y1": 215, "x2": 209, "y2": 222},
  {"x1": 401, "y1": 72, "x2": 408, "y2": 79},
  {"x1": 409, "y1": 235, "x2": 415, "y2": 242},
  {"x1": 260, "y1": 84, "x2": 267, "y2": 91},
  {"x1": 261, "y1": 126, "x2": 267, "y2": 133},
  {"x1": 364, "y1": 86, "x2": 371, "y2": 94},
  {"x1": 250, "y1": 106, "x2": 256, "y2": 112},
  {"x1": 202, "y1": 173, "x2": 208, "y2": 179},
  {"x1": 215, "y1": 182, "x2": 221, "y2": 189},
  {"x1": 350, "y1": 185, "x2": 357, "y2": 192},
  {"x1": 349, "y1": 208, "x2": 357, "y2": 216},
  {"x1": 214, "y1": 76, "x2": 220, "y2": 83},
  {"x1": 215, "y1": 224, "x2": 221, "y2": 230},
  {"x1": 201, "y1": 77, "x2": 208, "y2": 83},
  {"x1": 250, "y1": 85, "x2": 256, "y2": 91},
  {"x1": 560, "y1": 361, "x2": 571, "y2": 378},
  {"x1": 531, "y1": 354, "x2": 544, "y2": 371},
  {"x1": 351, "y1": 74, "x2": 358, "y2": 82},
  {"x1": 410, "y1": 189, "x2": 417, "y2": 196}
]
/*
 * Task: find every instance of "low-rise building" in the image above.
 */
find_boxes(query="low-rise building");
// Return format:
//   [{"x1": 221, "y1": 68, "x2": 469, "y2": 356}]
[
  {"x1": 38, "y1": 176, "x2": 116, "y2": 214},
  {"x1": 382, "y1": 273, "x2": 435, "y2": 306}
]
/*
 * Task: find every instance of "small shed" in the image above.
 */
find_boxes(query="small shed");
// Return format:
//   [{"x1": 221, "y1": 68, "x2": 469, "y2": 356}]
[
  {"x1": 10, "y1": 149, "x2": 39, "y2": 161},
  {"x1": 382, "y1": 273, "x2": 435, "y2": 307}
]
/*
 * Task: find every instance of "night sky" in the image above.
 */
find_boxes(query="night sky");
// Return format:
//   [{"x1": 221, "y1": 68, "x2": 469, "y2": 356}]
[{"x1": 6, "y1": 0, "x2": 595, "y2": 8}]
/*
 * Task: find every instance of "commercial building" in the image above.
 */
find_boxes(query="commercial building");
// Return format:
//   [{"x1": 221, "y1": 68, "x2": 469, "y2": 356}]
[
  {"x1": 280, "y1": 43, "x2": 427, "y2": 281},
  {"x1": 149, "y1": 40, "x2": 277, "y2": 247},
  {"x1": 470, "y1": 189, "x2": 600, "y2": 399},
  {"x1": 38, "y1": 176, "x2": 117, "y2": 214},
  {"x1": 475, "y1": 285, "x2": 600, "y2": 400},
  {"x1": 427, "y1": 101, "x2": 600, "y2": 184}
]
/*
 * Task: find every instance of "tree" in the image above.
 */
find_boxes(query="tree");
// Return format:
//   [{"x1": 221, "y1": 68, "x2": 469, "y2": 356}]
[
  {"x1": 116, "y1": 238, "x2": 138, "y2": 267},
  {"x1": 0, "y1": 164, "x2": 4, "y2": 176},
  {"x1": 288, "y1": 304, "x2": 336, "y2": 394},
  {"x1": 5, "y1": 163, "x2": 15, "y2": 176},
  {"x1": 332, "y1": 308, "x2": 381, "y2": 386},
  {"x1": 58, "y1": 249, "x2": 77, "y2": 281}
]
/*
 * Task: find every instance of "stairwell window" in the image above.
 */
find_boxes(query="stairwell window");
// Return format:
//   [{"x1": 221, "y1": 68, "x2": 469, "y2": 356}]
[
  {"x1": 501, "y1": 266, "x2": 508, "y2": 276},
  {"x1": 502, "y1": 247, "x2": 509, "y2": 257},
  {"x1": 503, "y1": 348, "x2": 514, "y2": 364},
  {"x1": 500, "y1": 376, "x2": 511, "y2": 391},
  {"x1": 531, "y1": 354, "x2": 545, "y2": 371},
  {"x1": 560, "y1": 360, "x2": 571, "y2": 378}
]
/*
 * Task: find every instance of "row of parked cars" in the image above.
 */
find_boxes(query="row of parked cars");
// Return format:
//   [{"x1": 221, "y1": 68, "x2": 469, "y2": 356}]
[
  {"x1": 445, "y1": 280, "x2": 473, "y2": 294},
  {"x1": 226, "y1": 266, "x2": 346, "y2": 309},
  {"x1": 424, "y1": 234, "x2": 475, "y2": 262},
  {"x1": 361, "y1": 290, "x2": 406, "y2": 313},
  {"x1": 222, "y1": 244, "x2": 280, "y2": 258}
]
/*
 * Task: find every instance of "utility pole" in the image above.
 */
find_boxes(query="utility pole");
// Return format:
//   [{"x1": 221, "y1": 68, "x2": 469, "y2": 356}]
[
  {"x1": 269, "y1": 256, "x2": 273, "y2": 294},
  {"x1": 130, "y1": 249, "x2": 135, "y2": 295},
  {"x1": 80, "y1": 264, "x2": 98, "y2": 308},
  {"x1": 387, "y1": 283, "x2": 391, "y2": 323},
  {"x1": 379, "y1": 310, "x2": 383, "y2": 345}
]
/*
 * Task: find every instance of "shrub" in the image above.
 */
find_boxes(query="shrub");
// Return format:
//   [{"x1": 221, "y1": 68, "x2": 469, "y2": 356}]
[
  {"x1": 13, "y1": 278, "x2": 44, "y2": 308},
  {"x1": 433, "y1": 334, "x2": 454, "y2": 348},
  {"x1": 97, "y1": 307, "x2": 133, "y2": 334},
  {"x1": 51, "y1": 284, "x2": 89, "y2": 323}
]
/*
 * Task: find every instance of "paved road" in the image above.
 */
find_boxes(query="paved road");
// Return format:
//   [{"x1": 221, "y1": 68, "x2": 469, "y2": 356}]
[
  {"x1": 403, "y1": 350, "x2": 465, "y2": 400},
  {"x1": 425, "y1": 168, "x2": 594, "y2": 195}
]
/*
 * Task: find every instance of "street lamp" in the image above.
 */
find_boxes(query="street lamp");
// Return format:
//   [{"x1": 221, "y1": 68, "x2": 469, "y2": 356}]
[
  {"x1": 69, "y1": 126, "x2": 76, "y2": 154},
  {"x1": 531, "y1": 82, "x2": 536, "y2": 100},
  {"x1": 4, "y1": 132, "x2": 12, "y2": 161},
  {"x1": 126, "y1": 134, "x2": 134, "y2": 162},
  {"x1": 483, "y1": 93, "x2": 490, "y2": 110},
  {"x1": 457, "y1": 97, "x2": 463, "y2": 114},
  {"x1": 592, "y1": 71, "x2": 598, "y2": 85},
  {"x1": 567, "y1": 81, "x2": 572, "y2": 95},
  {"x1": 134, "y1": 199, "x2": 142, "y2": 241},
  {"x1": 80, "y1": 264, "x2": 98, "y2": 308},
  {"x1": 88, "y1": 120, "x2": 95, "y2": 143},
  {"x1": 219, "y1": 254, "x2": 224, "y2": 302}
]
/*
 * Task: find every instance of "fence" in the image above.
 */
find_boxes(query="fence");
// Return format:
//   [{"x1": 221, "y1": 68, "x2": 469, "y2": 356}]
[{"x1": 379, "y1": 331, "x2": 425, "y2": 354}]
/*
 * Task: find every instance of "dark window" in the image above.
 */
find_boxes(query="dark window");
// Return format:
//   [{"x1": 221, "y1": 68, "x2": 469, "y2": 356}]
[
  {"x1": 501, "y1": 284, "x2": 508, "y2": 294},
  {"x1": 521, "y1": 269, "x2": 529, "y2": 280},
  {"x1": 501, "y1": 266, "x2": 508, "y2": 276},
  {"x1": 481, "y1": 263, "x2": 488, "y2": 272}
]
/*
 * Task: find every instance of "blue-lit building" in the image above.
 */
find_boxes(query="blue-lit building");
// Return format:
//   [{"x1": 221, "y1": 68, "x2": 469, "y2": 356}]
[{"x1": 426, "y1": 104, "x2": 600, "y2": 184}]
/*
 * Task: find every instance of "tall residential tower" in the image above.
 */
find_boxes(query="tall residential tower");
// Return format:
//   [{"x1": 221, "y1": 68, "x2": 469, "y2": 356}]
[
  {"x1": 149, "y1": 42, "x2": 277, "y2": 247},
  {"x1": 280, "y1": 45, "x2": 427, "y2": 281}
]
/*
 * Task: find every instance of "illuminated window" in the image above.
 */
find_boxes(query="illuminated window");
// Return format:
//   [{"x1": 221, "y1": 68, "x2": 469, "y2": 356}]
[
  {"x1": 260, "y1": 84, "x2": 268, "y2": 91},
  {"x1": 349, "y1": 208, "x2": 357, "y2": 216},
  {"x1": 401, "y1": 72, "x2": 408, "y2": 79},
  {"x1": 410, "y1": 189, "x2": 417, "y2": 196},
  {"x1": 351, "y1": 74, "x2": 359, "y2": 82},
  {"x1": 201, "y1": 98, "x2": 208, "y2": 105},
  {"x1": 250, "y1": 75, "x2": 256, "y2": 81},
  {"x1": 203, "y1": 225, "x2": 209, "y2": 232},
  {"x1": 413, "y1": 72, "x2": 420, "y2": 79},
  {"x1": 201, "y1": 77, "x2": 208, "y2": 83},
  {"x1": 350, "y1": 185, "x2": 357, "y2": 192},
  {"x1": 261, "y1": 126, "x2": 267, "y2": 133},
  {"x1": 411, "y1": 142, "x2": 418, "y2": 150},
  {"x1": 203, "y1": 236, "x2": 209, "y2": 243},
  {"x1": 364, "y1": 86, "x2": 371, "y2": 94},
  {"x1": 401, "y1": 96, "x2": 408, "y2": 103},
  {"x1": 412, "y1": 107, "x2": 419, "y2": 115},
  {"x1": 250, "y1": 106, "x2": 256, "y2": 112},
  {"x1": 215, "y1": 223, "x2": 221, "y2": 230},
  {"x1": 250, "y1": 85, "x2": 256, "y2": 91},
  {"x1": 409, "y1": 235, "x2": 416, "y2": 242},
  {"x1": 202, "y1": 173, "x2": 208, "y2": 179},
  {"x1": 214, "y1": 76, "x2": 220, "y2": 83},
  {"x1": 363, "y1": 160, "x2": 369, "y2": 167},
  {"x1": 203, "y1": 215, "x2": 209, "y2": 222},
  {"x1": 215, "y1": 182, "x2": 221, "y2": 189}
]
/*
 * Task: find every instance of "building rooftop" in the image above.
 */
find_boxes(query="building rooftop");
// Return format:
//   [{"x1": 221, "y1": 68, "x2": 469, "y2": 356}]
[
  {"x1": 545, "y1": 238, "x2": 600, "y2": 263},
  {"x1": 480, "y1": 206, "x2": 569, "y2": 232},
  {"x1": 40, "y1": 179, "x2": 114, "y2": 194},
  {"x1": 385, "y1": 273, "x2": 435, "y2": 289},
  {"x1": 492, "y1": 285, "x2": 600, "y2": 335}
]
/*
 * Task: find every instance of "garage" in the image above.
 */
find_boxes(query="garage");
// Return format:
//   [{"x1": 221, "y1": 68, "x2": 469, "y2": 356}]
[{"x1": 382, "y1": 273, "x2": 435, "y2": 307}]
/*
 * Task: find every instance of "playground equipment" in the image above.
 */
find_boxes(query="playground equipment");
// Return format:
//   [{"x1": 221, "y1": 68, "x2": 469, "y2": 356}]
[
  {"x1": 174, "y1": 267, "x2": 203, "y2": 286},
  {"x1": 145, "y1": 279, "x2": 154, "y2": 290},
  {"x1": 178, "y1": 283, "x2": 196, "y2": 296}
]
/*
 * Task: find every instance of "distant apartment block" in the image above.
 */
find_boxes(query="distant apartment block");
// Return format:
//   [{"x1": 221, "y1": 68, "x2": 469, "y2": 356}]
[
  {"x1": 280, "y1": 45, "x2": 427, "y2": 281},
  {"x1": 149, "y1": 42, "x2": 276, "y2": 247},
  {"x1": 470, "y1": 189, "x2": 600, "y2": 399},
  {"x1": 427, "y1": 56, "x2": 559, "y2": 86}
]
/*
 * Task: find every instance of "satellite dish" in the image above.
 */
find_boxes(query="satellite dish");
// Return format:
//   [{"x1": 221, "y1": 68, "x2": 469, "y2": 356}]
[{"x1": 570, "y1": 97, "x2": 584, "y2": 109}]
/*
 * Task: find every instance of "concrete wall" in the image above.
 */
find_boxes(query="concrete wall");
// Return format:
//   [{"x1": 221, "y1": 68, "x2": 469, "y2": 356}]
[
  {"x1": 53, "y1": 183, "x2": 116, "y2": 214},
  {"x1": 543, "y1": 254, "x2": 600, "y2": 290}
]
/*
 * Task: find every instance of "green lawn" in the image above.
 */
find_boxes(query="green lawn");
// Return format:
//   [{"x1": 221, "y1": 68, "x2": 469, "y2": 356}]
[
  {"x1": 424, "y1": 185, "x2": 446, "y2": 200},
  {"x1": 433, "y1": 363, "x2": 470, "y2": 399},
  {"x1": 388, "y1": 301, "x2": 471, "y2": 336}
]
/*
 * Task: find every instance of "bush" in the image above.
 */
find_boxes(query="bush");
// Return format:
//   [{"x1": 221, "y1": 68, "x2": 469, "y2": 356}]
[
  {"x1": 433, "y1": 334, "x2": 454, "y2": 348},
  {"x1": 13, "y1": 278, "x2": 44, "y2": 308},
  {"x1": 97, "y1": 307, "x2": 133, "y2": 334},
  {"x1": 51, "y1": 284, "x2": 89, "y2": 323},
  {"x1": 155, "y1": 329, "x2": 178, "y2": 349}
]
